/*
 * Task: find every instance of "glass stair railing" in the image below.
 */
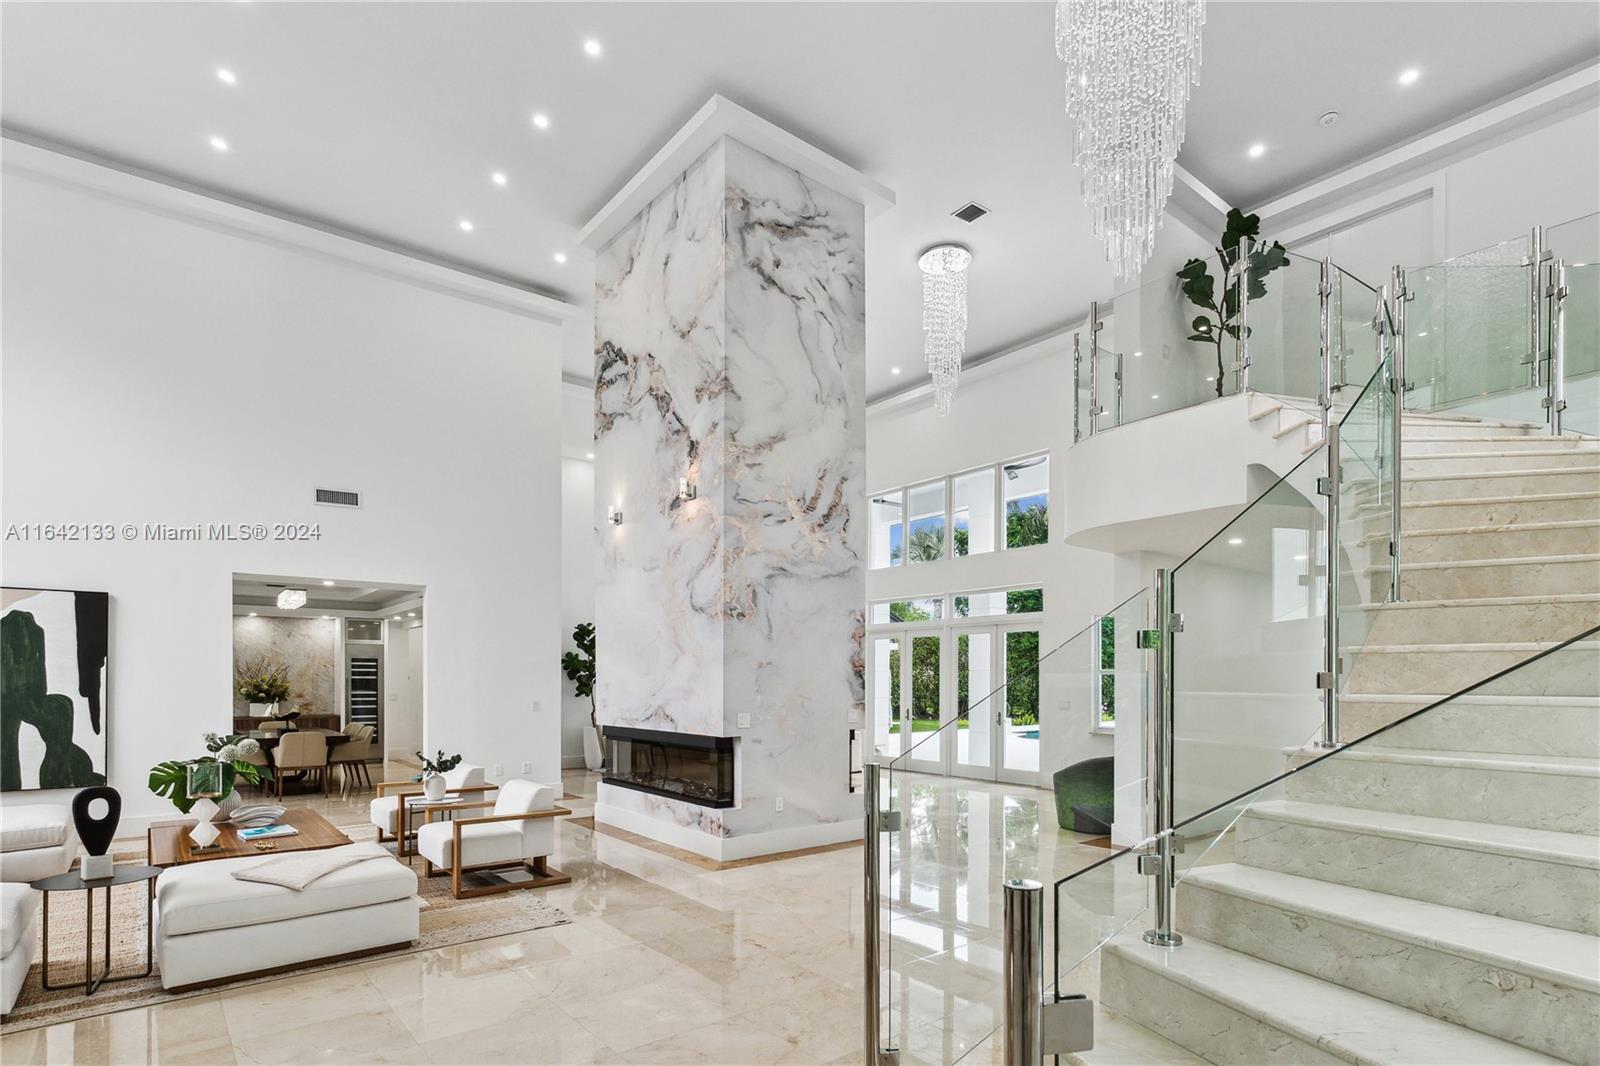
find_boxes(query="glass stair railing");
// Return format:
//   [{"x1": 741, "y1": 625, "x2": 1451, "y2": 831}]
[{"x1": 1053, "y1": 625, "x2": 1600, "y2": 1065}]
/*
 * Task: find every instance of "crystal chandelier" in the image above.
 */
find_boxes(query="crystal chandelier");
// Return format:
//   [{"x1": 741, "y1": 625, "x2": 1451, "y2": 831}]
[
  {"x1": 919, "y1": 244, "x2": 972, "y2": 415},
  {"x1": 1056, "y1": 0, "x2": 1205, "y2": 279}
]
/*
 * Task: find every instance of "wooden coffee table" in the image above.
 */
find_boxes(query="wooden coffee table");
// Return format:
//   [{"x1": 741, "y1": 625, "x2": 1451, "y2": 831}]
[{"x1": 146, "y1": 808, "x2": 353, "y2": 868}]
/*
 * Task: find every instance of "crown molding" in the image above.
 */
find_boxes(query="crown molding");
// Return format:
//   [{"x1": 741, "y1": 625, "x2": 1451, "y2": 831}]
[
  {"x1": 578, "y1": 94, "x2": 895, "y2": 251},
  {"x1": 2, "y1": 133, "x2": 579, "y2": 326}
]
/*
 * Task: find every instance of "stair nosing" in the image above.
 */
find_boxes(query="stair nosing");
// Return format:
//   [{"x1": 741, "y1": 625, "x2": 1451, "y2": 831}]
[
  {"x1": 1339, "y1": 692, "x2": 1600, "y2": 706},
  {"x1": 1348, "y1": 592, "x2": 1600, "y2": 610},
  {"x1": 1104, "y1": 933, "x2": 1565, "y2": 1064},
  {"x1": 1181, "y1": 863, "x2": 1600, "y2": 992},
  {"x1": 1302, "y1": 744, "x2": 1600, "y2": 778}
]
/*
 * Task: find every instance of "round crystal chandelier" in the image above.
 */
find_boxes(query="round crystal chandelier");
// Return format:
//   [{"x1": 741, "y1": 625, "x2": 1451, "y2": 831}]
[
  {"x1": 1056, "y1": 0, "x2": 1205, "y2": 279},
  {"x1": 919, "y1": 244, "x2": 971, "y2": 415}
]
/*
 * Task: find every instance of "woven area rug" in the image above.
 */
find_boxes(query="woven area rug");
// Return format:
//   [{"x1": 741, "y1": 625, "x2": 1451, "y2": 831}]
[{"x1": 1, "y1": 824, "x2": 570, "y2": 1033}]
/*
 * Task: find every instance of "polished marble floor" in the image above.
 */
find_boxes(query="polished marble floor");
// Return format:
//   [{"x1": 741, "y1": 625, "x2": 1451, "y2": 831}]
[{"x1": 1, "y1": 770, "x2": 1106, "y2": 1065}]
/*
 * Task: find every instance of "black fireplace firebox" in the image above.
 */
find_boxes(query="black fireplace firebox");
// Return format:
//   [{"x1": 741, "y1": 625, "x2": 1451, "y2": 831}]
[{"x1": 602, "y1": 726, "x2": 736, "y2": 809}]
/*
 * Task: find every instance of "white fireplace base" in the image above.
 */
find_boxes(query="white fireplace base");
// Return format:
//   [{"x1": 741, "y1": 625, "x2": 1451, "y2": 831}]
[{"x1": 595, "y1": 785, "x2": 862, "y2": 862}]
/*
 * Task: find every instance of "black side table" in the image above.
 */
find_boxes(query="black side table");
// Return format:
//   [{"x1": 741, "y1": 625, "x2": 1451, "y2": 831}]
[{"x1": 30, "y1": 865, "x2": 160, "y2": 996}]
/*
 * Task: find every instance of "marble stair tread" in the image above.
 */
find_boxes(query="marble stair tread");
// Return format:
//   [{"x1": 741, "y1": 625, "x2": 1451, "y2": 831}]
[
  {"x1": 1243, "y1": 799, "x2": 1600, "y2": 870},
  {"x1": 1347, "y1": 592, "x2": 1600, "y2": 610},
  {"x1": 1291, "y1": 744, "x2": 1600, "y2": 779},
  {"x1": 1101, "y1": 933, "x2": 1563, "y2": 1065},
  {"x1": 1360, "y1": 518, "x2": 1600, "y2": 543},
  {"x1": 1339, "y1": 691, "x2": 1600, "y2": 708},
  {"x1": 1181, "y1": 863, "x2": 1600, "y2": 992},
  {"x1": 1063, "y1": 1004, "x2": 1210, "y2": 1066}
]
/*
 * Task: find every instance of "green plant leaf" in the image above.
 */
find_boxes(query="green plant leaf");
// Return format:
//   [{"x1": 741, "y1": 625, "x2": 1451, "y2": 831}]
[
  {"x1": 1175, "y1": 258, "x2": 1216, "y2": 311},
  {"x1": 1220, "y1": 208, "x2": 1263, "y2": 258},
  {"x1": 148, "y1": 760, "x2": 198, "y2": 813}
]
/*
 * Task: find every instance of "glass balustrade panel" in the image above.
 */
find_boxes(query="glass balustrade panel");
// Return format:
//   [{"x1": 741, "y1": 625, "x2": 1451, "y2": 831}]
[
  {"x1": 1244, "y1": 249, "x2": 1322, "y2": 408},
  {"x1": 1550, "y1": 212, "x2": 1600, "y2": 437}
]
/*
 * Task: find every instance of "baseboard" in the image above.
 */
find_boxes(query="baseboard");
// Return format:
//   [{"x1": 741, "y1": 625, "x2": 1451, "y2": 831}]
[{"x1": 561, "y1": 754, "x2": 587, "y2": 769}]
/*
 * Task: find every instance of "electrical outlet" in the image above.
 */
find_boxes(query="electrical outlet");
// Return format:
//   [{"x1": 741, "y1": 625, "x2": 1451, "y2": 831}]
[
  {"x1": 847, "y1": 709, "x2": 861, "y2": 725},
  {"x1": 737, "y1": 713, "x2": 752, "y2": 729},
  {"x1": 531, "y1": 700, "x2": 541, "y2": 714},
  {"x1": 775, "y1": 796, "x2": 784, "y2": 813},
  {"x1": 493, "y1": 764, "x2": 503, "y2": 777},
  {"x1": 521, "y1": 761, "x2": 531, "y2": 774}
]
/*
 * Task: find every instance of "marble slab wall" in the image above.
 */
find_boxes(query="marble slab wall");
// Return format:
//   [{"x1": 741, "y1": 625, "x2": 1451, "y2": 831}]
[
  {"x1": 594, "y1": 137, "x2": 866, "y2": 845},
  {"x1": 231, "y1": 615, "x2": 337, "y2": 717}
]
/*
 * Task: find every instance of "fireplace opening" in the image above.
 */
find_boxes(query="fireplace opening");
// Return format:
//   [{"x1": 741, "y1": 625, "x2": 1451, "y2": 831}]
[{"x1": 602, "y1": 726, "x2": 736, "y2": 808}]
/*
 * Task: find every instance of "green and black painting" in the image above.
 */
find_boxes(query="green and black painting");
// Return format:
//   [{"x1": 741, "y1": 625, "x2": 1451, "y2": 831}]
[{"x1": 1, "y1": 588, "x2": 108, "y2": 791}]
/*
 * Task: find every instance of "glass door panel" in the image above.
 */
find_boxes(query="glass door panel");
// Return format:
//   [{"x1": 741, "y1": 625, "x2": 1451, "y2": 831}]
[
  {"x1": 906, "y1": 634, "x2": 946, "y2": 772},
  {"x1": 1000, "y1": 627, "x2": 1042, "y2": 777},
  {"x1": 870, "y1": 636, "x2": 903, "y2": 760},
  {"x1": 955, "y1": 629, "x2": 995, "y2": 777}
]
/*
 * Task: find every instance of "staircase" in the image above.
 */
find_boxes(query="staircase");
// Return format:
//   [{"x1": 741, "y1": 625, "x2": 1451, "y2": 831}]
[{"x1": 1076, "y1": 413, "x2": 1600, "y2": 1065}]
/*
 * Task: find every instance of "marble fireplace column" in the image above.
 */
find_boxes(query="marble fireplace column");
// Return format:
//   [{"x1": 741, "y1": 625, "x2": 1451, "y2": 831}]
[{"x1": 580, "y1": 97, "x2": 893, "y2": 860}]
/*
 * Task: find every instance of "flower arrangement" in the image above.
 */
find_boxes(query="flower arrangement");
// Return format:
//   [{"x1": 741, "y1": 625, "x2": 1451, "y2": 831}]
[
  {"x1": 235, "y1": 656, "x2": 291, "y2": 705},
  {"x1": 149, "y1": 732, "x2": 271, "y2": 813},
  {"x1": 413, "y1": 750, "x2": 462, "y2": 782}
]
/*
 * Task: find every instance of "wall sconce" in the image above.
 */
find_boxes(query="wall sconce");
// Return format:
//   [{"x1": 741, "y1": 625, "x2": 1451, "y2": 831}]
[
  {"x1": 677, "y1": 477, "x2": 697, "y2": 502},
  {"x1": 607, "y1": 505, "x2": 623, "y2": 526}
]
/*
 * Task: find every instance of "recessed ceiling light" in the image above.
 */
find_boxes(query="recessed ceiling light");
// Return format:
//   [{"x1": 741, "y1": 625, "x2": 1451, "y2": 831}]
[
  {"x1": 459, "y1": 219, "x2": 474, "y2": 232},
  {"x1": 1293, "y1": 554, "x2": 1308, "y2": 562},
  {"x1": 1247, "y1": 143, "x2": 1266, "y2": 159},
  {"x1": 1151, "y1": 394, "x2": 1160, "y2": 400},
  {"x1": 890, "y1": 367, "x2": 902, "y2": 375},
  {"x1": 491, "y1": 171, "x2": 507, "y2": 187},
  {"x1": 1133, "y1": 351, "x2": 1142, "y2": 358},
  {"x1": 216, "y1": 68, "x2": 237, "y2": 86},
  {"x1": 209, "y1": 135, "x2": 229, "y2": 153},
  {"x1": 553, "y1": 252, "x2": 568, "y2": 264},
  {"x1": 585, "y1": 452, "x2": 595, "y2": 460},
  {"x1": 583, "y1": 39, "x2": 602, "y2": 57},
  {"x1": 248, "y1": 612, "x2": 258, "y2": 617},
  {"x1": 1228, "y1": 537, "x2": 1244, "y2": 546},
  {"x1": 321, "y1": 615, "x2": 332, "y2": 620},
  {"x1": 1398, "y1": 67, "x2": 1421, "y2": 87},
  {"x1": 392, "y1": 615, "x2": 403, "y2": 621},
  {"x1": 407, "y1": 612, "x2": 416, "y2": 617},
  {"x1": 321, "y1": 579, "x2": 335, "y2": 586},
  {"x1": 531, "y1": 112, "x2": 550, "y2": 130},
  {"x1": 1417, "y1": 330, "x2": 1429, "y2": 337}
]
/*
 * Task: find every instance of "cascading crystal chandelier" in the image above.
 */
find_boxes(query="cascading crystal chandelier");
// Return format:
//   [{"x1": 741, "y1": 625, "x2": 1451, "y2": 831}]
[
  {"x1": 919, "y1": 244, "x2": 972, "y2": 415},
  {"x1": 1056, "y1": 0, "x2": 1205, "y2": 279}
]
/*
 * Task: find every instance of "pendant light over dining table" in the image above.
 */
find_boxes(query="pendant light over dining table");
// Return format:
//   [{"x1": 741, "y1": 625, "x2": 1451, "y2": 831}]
[{"x1": 1056, "y1": 0, "x2": 1206, "y2": 280}]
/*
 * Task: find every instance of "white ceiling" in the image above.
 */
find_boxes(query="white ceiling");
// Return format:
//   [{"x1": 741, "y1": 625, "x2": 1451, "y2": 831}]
[
  {"x1": 4, "y1": 2, "x2": 1594, "y2": 403},
  {"x1": 232, "y1": 574, "x2": 423, "y2": 616}
]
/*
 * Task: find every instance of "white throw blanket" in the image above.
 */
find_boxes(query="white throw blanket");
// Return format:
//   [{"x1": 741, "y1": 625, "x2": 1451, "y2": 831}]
[{"x1": 231, "y1": 842, "x2": 387, "y2": 890}]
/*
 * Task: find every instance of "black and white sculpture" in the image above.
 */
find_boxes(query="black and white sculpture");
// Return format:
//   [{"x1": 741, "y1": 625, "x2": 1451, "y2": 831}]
[{"x1": 72, "y1": 784, "x2": 121, "y2": 880}]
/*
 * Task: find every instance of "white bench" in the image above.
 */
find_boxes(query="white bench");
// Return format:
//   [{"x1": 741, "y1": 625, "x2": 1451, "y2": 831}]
[{"x1": 155, "y1": 842, "x2": 418, "y2": 990}]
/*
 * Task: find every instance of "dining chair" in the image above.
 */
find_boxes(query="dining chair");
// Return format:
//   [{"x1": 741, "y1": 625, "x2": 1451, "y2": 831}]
[
  {"x1": 329, "y1": 724, "x2": 378, "y2": 793},
  {"x1": 273, "y1": 730, "x2": 329, "y2": 798},
  {"x1": 239, "y1": 745, "x2": 272, "y2": 796}
]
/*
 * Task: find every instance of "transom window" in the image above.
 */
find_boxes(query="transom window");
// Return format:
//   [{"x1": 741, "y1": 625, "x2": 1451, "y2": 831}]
[
  {"x1": 869, "y1": 454, "x2": 1049, "y2": 570},
  {"x1": 870, "y1": 587, "x2": 1043, "y2": 627}
]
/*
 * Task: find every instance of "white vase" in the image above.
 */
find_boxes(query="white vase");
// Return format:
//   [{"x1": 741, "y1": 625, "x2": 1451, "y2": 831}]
[
  {"x1": 422, "y1": 773, "x2": 446, "y2": 801},
  {"x1": 213, "y1": 791, "x2": 242, "y2": 822},
  {"x1": 249, "y1": 702, "x2": 277, "y2": 720},
  {"x1": 583, "y1": 728, "x2": 605, "y2": 771}
]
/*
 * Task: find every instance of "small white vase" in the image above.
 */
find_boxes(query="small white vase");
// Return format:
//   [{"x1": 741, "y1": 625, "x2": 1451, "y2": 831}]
[
  {"x1": 582, "y1": 728, "x2": 605, "y2": 771},
  {"x1": 422, "y1": 773, "x2": 446, "y2": 801},
  {"x1": 249, "y1": 702, "x2": 277, "y2": 720}
]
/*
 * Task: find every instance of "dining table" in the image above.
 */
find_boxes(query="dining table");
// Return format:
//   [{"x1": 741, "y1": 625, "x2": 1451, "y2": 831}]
[{"x1": 243, "y1": 729, "x2": 354, "y2": 795}]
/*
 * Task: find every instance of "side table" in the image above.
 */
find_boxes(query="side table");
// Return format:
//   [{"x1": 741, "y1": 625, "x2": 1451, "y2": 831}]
[{"x1": 30, "y1": 865, "x2": 160, "y2": 995}]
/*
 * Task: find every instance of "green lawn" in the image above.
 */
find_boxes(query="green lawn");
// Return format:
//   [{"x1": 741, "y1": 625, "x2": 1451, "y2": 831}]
[{"x1": 888, "y1": 720, "x2": 969, "y2": 734}]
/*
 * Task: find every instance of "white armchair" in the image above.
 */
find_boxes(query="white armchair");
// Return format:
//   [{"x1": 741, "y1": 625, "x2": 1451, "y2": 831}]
[
  {"x1": 368, "y1": 762, "x2": 490, "y2": 843},
  {"x1": 414, "y1": 780, "x2": 569, "y2": 899}
]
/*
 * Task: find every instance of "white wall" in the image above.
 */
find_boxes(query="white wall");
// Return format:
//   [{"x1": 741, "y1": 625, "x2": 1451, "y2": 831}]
[
  {"x1": 559, "y1": 455, "x2": 595, "y2": 764},
  {"x1": 0, "y1": 145, "x2": 570, "y2": 829}
]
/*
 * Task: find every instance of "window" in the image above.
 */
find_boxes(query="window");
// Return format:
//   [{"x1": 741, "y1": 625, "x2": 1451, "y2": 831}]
[
  {"x1": 1096, "y1": 615, "x2": 1115, "y2": 729},
  {"x1": 870, "y1": 597, "x2": 945, "y2": 624},
  {"x1": 954, "y1": 588, "x2": 1044, "y2": 618},
  {"x1": 951, "y1": 468, "x2": 996, "y2": 557},
  {"x1": 1003, "y1": 455, "x2": 1050, "y2": 549},
  {"x1": 345, "y1": 619, "x2": 382, "y2": 642},
  {"x1": 870, "y1": 493, "x2": 903, "y2": 569},
  {"x1": 868, "y1": 453, "x2": 1048, "y2": 570},
  {"x1": 905, "y1": 481, "x2": 947, "y2": 564}
]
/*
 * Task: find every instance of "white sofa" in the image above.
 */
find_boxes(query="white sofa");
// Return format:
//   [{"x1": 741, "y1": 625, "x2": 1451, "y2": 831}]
[
  {"x1": 155, "y1": 842, "x2": 419, "y2": 990},
  {"x1": 0, "y1": 804, "x2": 75, "y2": 883},
  {"x1": 1, "y1": 883, "x2": 39, "y2": 1016}
]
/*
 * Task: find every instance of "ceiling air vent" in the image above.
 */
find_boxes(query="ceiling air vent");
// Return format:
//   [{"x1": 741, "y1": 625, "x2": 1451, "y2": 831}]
[
  {"x1": 314, "y1": 488, "x2": 361, "y2": 508},
  {"x1": 952, "y1": 202, "x2": 990, "y2": 223}
]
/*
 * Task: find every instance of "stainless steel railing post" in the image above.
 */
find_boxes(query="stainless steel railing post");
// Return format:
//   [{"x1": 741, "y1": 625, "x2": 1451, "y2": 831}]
[
  {"x1": 1316, "y1": 257, "x2": 1341, "y2": 750},
  {"x1": 1527, "y1": 226, "x2": 1547, "y2": 388},
  {"x1": 1548, "y1": 259, "x2": 1568, "y2": 437},
  {"x1": 863, "y1": 769, "x2": 894, "y2": 1065},
  {"x1": 1141, "y1": 569, "x2": 1182, "y2": 948},
  {"x1": 1386, "y1": 272, "x2": 1407, "y2": 604},
  {"x1": 1235, "y1": 239, "x2": 1251, "y2": 393},
  {"x1": 1088, "y1": 302, "x2": 1103, "y2": 435},
  {"x1": 1002, "y1": 878, "x2": 1044, "y2": 1065},
  {"x1": 1073, "y1": 334, "x2": 1083, "y2": 444}
]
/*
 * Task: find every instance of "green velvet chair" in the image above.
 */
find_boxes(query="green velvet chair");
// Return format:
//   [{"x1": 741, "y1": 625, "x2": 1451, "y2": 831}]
[{"x1": 1052, "y1": 756, "x2": 1114, "y2": 834}]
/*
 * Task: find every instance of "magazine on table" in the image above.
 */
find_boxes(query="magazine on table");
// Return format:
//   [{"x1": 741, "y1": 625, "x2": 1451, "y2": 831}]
[{"x1": 238, "y1": 823, "x2": 300, "y2": 840}]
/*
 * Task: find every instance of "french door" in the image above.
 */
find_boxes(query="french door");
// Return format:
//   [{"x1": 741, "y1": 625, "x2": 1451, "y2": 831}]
[
  {"x1": 952, "y1": 623, "x2": 1042, "y2": 784},
  {"x1": 869, "y1": 628, "x2": 947, "y2": 773}
]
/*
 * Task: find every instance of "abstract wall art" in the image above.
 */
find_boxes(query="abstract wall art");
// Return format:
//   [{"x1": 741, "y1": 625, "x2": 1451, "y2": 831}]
[{"x1": 1, "y1": 587, "x2": 109, "y2": 791}]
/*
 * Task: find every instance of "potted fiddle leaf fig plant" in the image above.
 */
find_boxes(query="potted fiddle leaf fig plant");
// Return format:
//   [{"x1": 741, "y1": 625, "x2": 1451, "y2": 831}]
[
  {"x1": 561, "y1": 622, "x2": 603, "y2": 770},
  {"x1": 1177, "y1": 208, "x2": 1291, "y2": 397}
]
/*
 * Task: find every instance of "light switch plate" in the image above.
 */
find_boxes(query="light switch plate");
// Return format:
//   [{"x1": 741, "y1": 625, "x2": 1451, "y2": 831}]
[
  {"x1": 493, "y1": 764, "x2": 503, "y2": 777},
  {"x1": 737, "y1": 713, "x2": 752, "y2": 729},
  {"x1": 775, "y1": 796, "x2": 784, "y2": 812},
  {"x1": 521, "y1": 761, "x2": 531, "y2": 774}
]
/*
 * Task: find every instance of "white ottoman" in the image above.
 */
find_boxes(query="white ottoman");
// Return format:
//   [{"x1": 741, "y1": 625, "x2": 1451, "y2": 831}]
[
  {"x1": 1, "y1": 883, "x2": 39, "y2": 1016},
  {"x1": 155, "y1": 842, "x2": 419, "y2": 990},
  {"x1": 0, "y1": 805, "x2": 74, "y2": 883}
]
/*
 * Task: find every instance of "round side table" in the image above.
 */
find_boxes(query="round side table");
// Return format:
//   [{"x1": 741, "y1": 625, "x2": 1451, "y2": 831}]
[{"x1": 30, "y1": 864, "x2": 160, "y2": 996}]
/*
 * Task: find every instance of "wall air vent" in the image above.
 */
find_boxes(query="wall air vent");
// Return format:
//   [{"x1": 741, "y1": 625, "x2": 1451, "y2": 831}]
[
  {"x1": 314, "y1": 488, "x2": 361, "y2": 508},
  {"x1": 952, "y1": 202, "x2": 990, "y2": 223}
]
